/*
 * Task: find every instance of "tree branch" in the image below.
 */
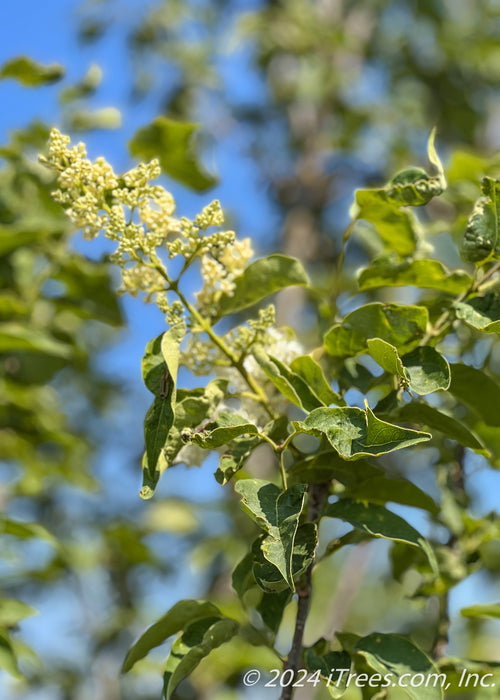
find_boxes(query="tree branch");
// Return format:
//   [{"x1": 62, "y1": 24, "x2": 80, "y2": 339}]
[{"x1": 280, "y1": 483, "x2": 328, "y2": 700}]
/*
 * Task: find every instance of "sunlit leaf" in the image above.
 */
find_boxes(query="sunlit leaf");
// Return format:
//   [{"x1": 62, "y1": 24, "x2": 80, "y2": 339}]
[
  {"x1": 324, "y1": 303, "x2": 428, "y2": 358},
  {"x1": 358, "y1": 259, "x2": 471, "y2": 295},
  {"x1": 235, "y1": 480, "x2": 307, "y2": 590},
  {"x1": 401, "y1": 346, "x2": 451, "y2": 394},
  {"x1": 454, "y1": 294, "x2": 500, "y2": 333},
  {"x1": 218, "y1": 254, "x2": 309, "y2": 316},
  {"x1": 252, "y1": 346, "x2": 323, "y2": 412},
  {"x1": 292, "y1": 405, "x2": 430, "y2": 460},
  {"x1": 187, "y1": 412, "x2": 258, "y2": 449},
  {"x1": 354, "y1": 633, "x2": 442, "y2": 700}
]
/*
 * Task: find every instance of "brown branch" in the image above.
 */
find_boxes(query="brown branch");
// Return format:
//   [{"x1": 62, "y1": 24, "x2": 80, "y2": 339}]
[{"x1": 279, "y1": 483, "x2": 328, "y2": 700}]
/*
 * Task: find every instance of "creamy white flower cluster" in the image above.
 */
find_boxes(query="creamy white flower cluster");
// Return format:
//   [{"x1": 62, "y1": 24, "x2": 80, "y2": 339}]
[{"x1": 42, "y1": 129, "x2": 252, "y2": 320}]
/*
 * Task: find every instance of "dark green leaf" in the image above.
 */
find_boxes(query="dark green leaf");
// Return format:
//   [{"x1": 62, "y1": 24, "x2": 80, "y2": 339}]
[
  {"x1": 454, "y1": 294, "x2": 500, "y2": 333},
  {"x1": 358, "y1": 259, "x2": 472, "y2": 295},
  {"x1": 355, "y1": 633, "x2": 443, "y2": 700},
  {"x1": 235, "y1": 480, "x2": 307, "y2": 590},
  {"x1": 218, "y1": 254, "x2": 309, "y2": 316},
  {"x1": 395, "y1": 402, "x2": 488, "y2": 455},
  {"x1": 215, "y1": 435, "x2": 261, "y2": 485},
  {"x1": 343, "y1": 474, "x2": 439, "y2": 515},
  {"x1": 122, "y1": 599, "x2": 222, "y2": 672},
  {"x1": 141, "y1": 323, "x2": 185, "y2": 499},
  {"x1": 257, "y1": 590, "x2": 292, "y2": 635},
  {"x1": 163, "y1": 616, "x2": 238, "y2": 700},
  {"x1": 129, "y1": 116, "x2": 217, "y2": 191},
  {"x1": 292, "y1": 405, "x2": 430, "y2": 460},
  {"x1": 324, "y1": 303, "x2": 428, "y2": 358},
  {"x1": 449, "y1": 364, "x2": 500, "y2": 427},
  {"x1": 324, "y1": 500, "x2": 438, "y2": 574},
  {"x1": 460, "y1": 192, "x2": 497, "y2": 264},
  {"x1": 304, "y1": 641, "x2": 351, "y2": 698},
  {"x1": 0, "y1": 56, "x2": 64, "y2": 86},
  {"x1": 401, "y1": 346, "x2": 451, "y2": 394},
  {"x1": 288, "y1": 451, "x2": 384, "y2": 486},
  {"x1": 232, "y1": 552, "x2": 255, "y2": 600}
]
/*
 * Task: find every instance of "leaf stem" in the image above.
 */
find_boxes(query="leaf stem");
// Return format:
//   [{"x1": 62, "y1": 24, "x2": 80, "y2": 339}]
[{"x1": 152, "y1": 259, "x2": 276, "y2": 419}]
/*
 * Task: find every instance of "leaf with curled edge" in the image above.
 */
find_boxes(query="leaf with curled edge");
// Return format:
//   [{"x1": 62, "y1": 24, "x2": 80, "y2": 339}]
[
  {"x1": 358, "y1": 258, "x2": 472, "y2": 295},
  {"x1": 292, "y1": 405, "x2": 430, "y2": 460},
  {"x1": 235, "y1": 480, "x2": 308, "y2": 590},
  {"x1": 141, "y1": 322, "x2": 186, "y2": 499},
  {"x1": 324, "y1": 303, "x2": 428, "y2": 359},
  {"x1": 454, "y1": 294, "x2": 500, "y2": 333}
]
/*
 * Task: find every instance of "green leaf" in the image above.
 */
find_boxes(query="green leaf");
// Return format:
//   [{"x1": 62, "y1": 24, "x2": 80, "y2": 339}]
[
  {"x1": 122, "y1": 599, "x2": 222, "y2": 672},
  {"x1": 454, "y1": 294, "x2": 500, "y2": 333},
  {"x1": 0, "y1": 56, "x2": 64, "y2": 86},
  {"x1": 367, "y1": 338, "x2": 406, "y2": 378},
  {"x1": 288, "y1": 451, "x2": 385, "y2": 486},
  {"x1": 235, "y1": 480, "x2": 307, "y2": 590},
  {"x1": 251, "y1": 524, "x2": 317, "y2": 592},
  {"x1": 460, "y1": 184, "x2": 498, "y2": 264},
  {"x1": 0, "y1": 323, "x2": 72, "y2": 358},
  {"x1": 141, "y1": 323, "x2": 185, "y2": 499},
  {"x1": 343, "y1": 474, "x2": 439, "y2": 516},
  {"x1": 252, "y1": 347, "x2": 323, "y2": 412},
  {"x1": 232, "y1": 552, "x2": 255, "y2": 599},
  {"x1": 0, "y1": 629, "x2": 22, "y2": 679},
  {"x1": 215, "y1": 435, "x2": 261, "y2": 485},
  {"x1": 449, "y1": 364, "x2": 500, "y2": 427},
  {"x1": 0, "y1": 599, "x2": 37, "y2": 627},
  {"x1": 292, "y1": 405, "x2": 430, "y2": 460},
  {"x1": 354, "y1": 196, "x2": 419, "y2": 256},
  {"x1": 129, "y1": 116, "x2": 217, "y2": 191},
  {"x1": 304, "y1": 641, "x2": 351, "y2": 698},
  {"x1": 218, "y1": 254, "x2": 309, "y2": 316},
  {"x1": 187, "y1": 412, "x2": 258, "y2": 449},
  {"x1": 324, "y1": 500, "x2": 438, "y2": 575},
  {"x1": 290, "y1": 355, "x2": 342, "y2": 405},
  {"x1": 257, "y1": 590, "x2": 292, "y2": 634},
  {"x1": 1, "y1": 518, "x2": 59, "y2": 549},
  {"x1": 67, "y1": 107, "x2": 122, "y2": 132},
  {"x1": 395, "y1": 402, "x2": 488, "y2": 455},
  {"x1": 401, "y1": 346, "x2": 451, "y2": 394},
  {"x1": 324, "y1": 303, "x2": 428, "y2": 358},
  {"x1": 354, "y1": 633, "x2": 443, "y2": 700},
  {"x1": 358, "y1": 259, "x2": 472, "y2": 295},
  {"x1": 163, "y1": 616, "x2": 238, "y2": 700},
  {"x1": 461, "y1": 604, "x2": 500, "y2": 619}
]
